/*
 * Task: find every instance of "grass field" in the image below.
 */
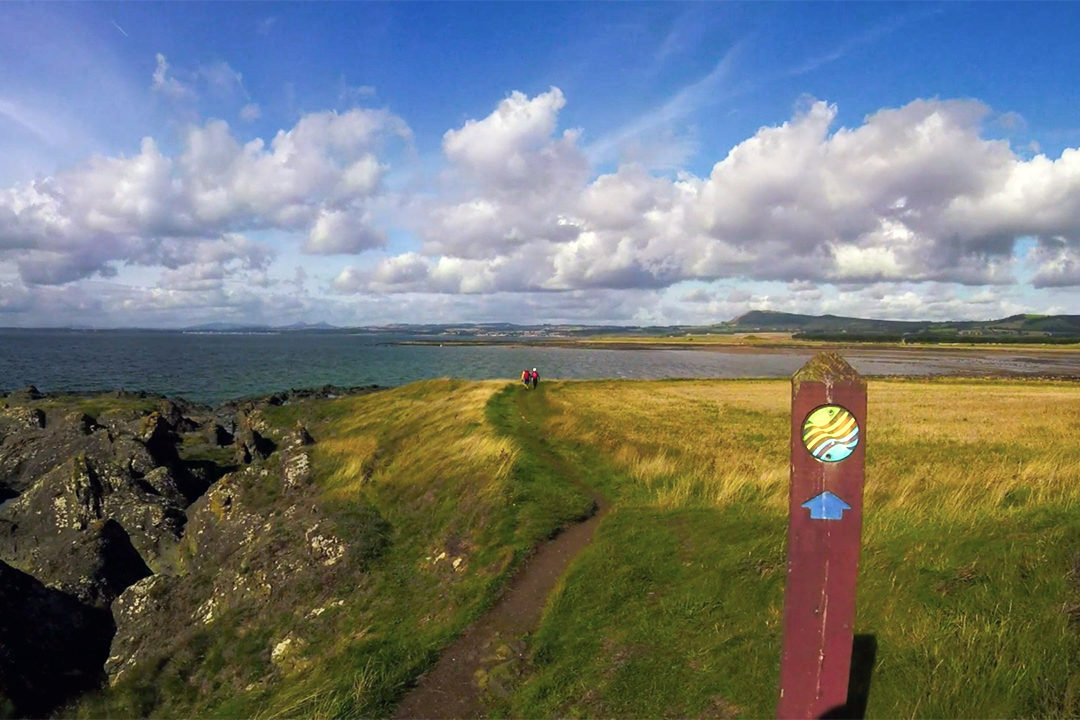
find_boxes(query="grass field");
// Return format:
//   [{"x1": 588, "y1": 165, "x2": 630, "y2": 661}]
[
  {"x1": 75, "y1": 376, "x2": 1080, "y2": 717},
  {"x1": 424, "y1": 332, "x2": 1080, "y2": 352},
  {"x1": 498, "y1": 378, "x2": 1080, "y2": 717}
]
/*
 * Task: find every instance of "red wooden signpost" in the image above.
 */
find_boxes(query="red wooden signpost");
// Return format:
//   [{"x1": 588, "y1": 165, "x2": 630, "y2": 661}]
[{"x1": 777, "y1": 352, "x2": 866, "y2": 718}]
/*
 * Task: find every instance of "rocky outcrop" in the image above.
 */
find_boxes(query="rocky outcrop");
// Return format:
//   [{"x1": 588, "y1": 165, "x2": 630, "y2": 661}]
[
  {"x1": 0, "y1": 392, "x2": 234, "y2": 716},
  {"x1": 0, "y1": 384, "x2": 386, "y2": 717},
  {"x1": 0, "y1": 433, "x2": 190, "y2": 596},
  {"x1": 105, "y1": 419, "x2": 391, "y2": 697}
]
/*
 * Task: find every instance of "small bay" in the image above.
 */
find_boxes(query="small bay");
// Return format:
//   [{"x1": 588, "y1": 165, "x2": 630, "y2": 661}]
[{"x1": 2, "y1": 329, "x2": 1079, "y2": 405}]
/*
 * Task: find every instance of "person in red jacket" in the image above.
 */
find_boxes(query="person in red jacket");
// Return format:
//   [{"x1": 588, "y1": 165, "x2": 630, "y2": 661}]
[
  {"x1": 521, "y1": 368, "x2": 531, "y2": 388},
  {"x1": 530, "y1": 368, "x2": 539, "y2": 389}
]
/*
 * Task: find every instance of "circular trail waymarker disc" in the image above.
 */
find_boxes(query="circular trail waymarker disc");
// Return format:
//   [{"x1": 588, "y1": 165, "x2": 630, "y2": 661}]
[{"x1": 801, "y1": 405, "x2": 859, "y2": 462}]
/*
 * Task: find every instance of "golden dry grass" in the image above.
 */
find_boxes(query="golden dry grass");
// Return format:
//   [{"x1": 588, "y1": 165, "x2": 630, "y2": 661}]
[
  {"x1": 311, "y1": 380, "x2": 517, "y2": 507},
  {"x1": 513, "y1": 377, "x2": 1080, "y2": 717},
  {"x1": 542, "y1": 378, "x2": 1080, "y2": 521}
]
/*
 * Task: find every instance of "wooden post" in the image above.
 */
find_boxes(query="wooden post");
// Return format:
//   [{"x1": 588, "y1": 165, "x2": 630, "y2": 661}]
[{"x1": 777, "y1": 352, "x2": 866, "y2": 718}]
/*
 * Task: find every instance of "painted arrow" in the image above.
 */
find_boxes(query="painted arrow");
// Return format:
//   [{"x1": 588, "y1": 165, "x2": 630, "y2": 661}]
[{"x1": 800, "y1": 491, "x2": 851, "y2": 521}]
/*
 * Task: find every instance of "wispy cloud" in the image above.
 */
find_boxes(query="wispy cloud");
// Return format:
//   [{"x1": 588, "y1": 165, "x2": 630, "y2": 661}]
[
  {"x1": 586, "y1": 42, "x2": 744, "y2": 167},
  {"x1": 200, "y1": 60, "x2": 249, "y2": 100},
  {"x1": 783, "y1": 8, "x2": 942, "y2": 78},
  {"x1": 339, "y1": 76, "x2": 376, "y2": 106},
  {"x1": 0, "y1": 97, "x2": 70, "y2": 147},
  {"x1": 151, "y1": 53, "x2": 194, "y2": 100},
  {"x1": 257, "y1": 16, "x2": 276, "y2": 36},
  {"x1": 110, "y1": 19, "x2": 128, "y2": 38},
  {"x1": 652, "y1": 5, "x2": 713, "y2": 70}
]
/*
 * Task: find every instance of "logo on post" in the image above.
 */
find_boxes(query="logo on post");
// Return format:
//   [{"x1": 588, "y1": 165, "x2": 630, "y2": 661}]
[{"x1": 802, "y1": 405, "x2": 858, "y2": 462}]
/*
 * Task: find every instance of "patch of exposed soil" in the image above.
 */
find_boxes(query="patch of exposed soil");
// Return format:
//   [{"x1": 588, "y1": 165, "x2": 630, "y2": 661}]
[
  {"x1": 394, "y1": 501, "x2": 605, "y2": 719},
  {"x1": 396, "y1": 388, "x2": 606, "y2": 719}
]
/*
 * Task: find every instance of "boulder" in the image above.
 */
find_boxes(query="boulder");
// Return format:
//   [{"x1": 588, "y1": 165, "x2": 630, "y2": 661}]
[
  {"x1": 6, "y1": 386, "x2": 44, "y2": 402},
  {"x1": 0, "y1": 560, "x2": 114, "y2": 718},
  {"x1": 106, "y1": 574, "x2": 178, "y2": 686},
  {"x1": 0, "y1": 406, "x2": 45, "y2": 431}
]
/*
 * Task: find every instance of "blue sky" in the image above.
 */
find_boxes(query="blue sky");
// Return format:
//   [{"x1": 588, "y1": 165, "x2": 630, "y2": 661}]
[{"x1": 1, "y1": 2, "x2": 1079, "y2": 327}]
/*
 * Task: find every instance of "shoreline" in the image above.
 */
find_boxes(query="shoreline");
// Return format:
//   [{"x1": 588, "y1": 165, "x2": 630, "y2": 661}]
[
  {"x1": 3, "y1": 371, "x2": 1078, "y2": 411},
  {"x1": 392, "y1": 338, "x2": 1080, "y2": 354}
]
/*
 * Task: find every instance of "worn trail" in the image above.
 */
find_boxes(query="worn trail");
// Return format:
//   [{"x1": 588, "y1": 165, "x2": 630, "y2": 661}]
[{"x1": 394, "y1": 386, "x2": 606, "y2": 719}]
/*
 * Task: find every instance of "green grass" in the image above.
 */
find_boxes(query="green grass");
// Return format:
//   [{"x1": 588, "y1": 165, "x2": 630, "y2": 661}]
[
  {"x1": 70, "y1": 377, "x2": 1080, "y2": 718},
  {"x1": 78, "y1": 380, "x2": 593, "y2": 719},
  {"x1": 491, "y1": 378, "x2": 1080, "y2": 717}
]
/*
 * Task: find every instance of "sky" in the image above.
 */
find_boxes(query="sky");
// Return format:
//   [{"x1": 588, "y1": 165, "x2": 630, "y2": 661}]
[{"x1": 2, "y1": 2, "x2": 1080, "y2": 328}]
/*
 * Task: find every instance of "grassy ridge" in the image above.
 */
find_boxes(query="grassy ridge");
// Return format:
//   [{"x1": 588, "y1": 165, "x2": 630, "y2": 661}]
[
  {"x1": 495, "y1": 379, "x2": 1080, "y2": 717},
  {"x1": 76, "y1": 380, "x2": 593, "y2": 718},
  {"x1": 245, "y1": 380, "x2": 594, "y2": 718}
]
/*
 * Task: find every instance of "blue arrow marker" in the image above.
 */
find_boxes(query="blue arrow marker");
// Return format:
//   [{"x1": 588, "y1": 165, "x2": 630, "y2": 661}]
[{"x1": 801, "y1": 491, "x2": 851, "y2": 520}]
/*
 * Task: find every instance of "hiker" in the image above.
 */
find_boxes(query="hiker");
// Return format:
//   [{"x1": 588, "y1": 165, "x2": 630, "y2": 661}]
[
  {"x1": 530, "y1": 368, "x2": 539, "y2": 389},
  {"x1": 521, "y1": 368, "x2": 531, "y2": 388}
]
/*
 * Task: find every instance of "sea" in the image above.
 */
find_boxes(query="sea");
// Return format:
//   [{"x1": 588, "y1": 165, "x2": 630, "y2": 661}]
[{"x1": 1, "y1": 329, "x2": 1079, "y2": 405}]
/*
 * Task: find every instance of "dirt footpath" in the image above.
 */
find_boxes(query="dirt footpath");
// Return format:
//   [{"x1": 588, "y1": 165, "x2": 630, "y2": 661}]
[{"x1": 395, "y1": 388, "x2": 606, "y2": 719}]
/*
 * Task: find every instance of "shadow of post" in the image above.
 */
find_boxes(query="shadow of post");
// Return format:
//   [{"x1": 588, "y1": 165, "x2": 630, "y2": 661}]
[{"x1": 819, "y1": 634, "x2": 877, "y2": 719}]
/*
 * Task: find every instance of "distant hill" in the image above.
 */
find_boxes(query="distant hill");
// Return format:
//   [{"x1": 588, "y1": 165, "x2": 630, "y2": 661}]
[
  {"x1": 181, "y1": 322, "x2": 339, "y2": 332},
  {"x1": 730, "y1": 311, "x2": 1080, "y2": 342}
]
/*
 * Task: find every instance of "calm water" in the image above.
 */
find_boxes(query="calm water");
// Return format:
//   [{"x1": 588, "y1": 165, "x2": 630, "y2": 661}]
[{"x1": 1, "y1": 329, "x2": 1078, "y2": 405}]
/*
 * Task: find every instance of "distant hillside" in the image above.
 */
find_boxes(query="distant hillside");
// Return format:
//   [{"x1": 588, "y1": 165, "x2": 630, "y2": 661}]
[{"x1": 731, "y1": 311, "x2": 1080, "y2": 341}]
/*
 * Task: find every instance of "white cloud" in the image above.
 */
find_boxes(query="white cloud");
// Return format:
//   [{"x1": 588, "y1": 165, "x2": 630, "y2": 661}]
[
  {"x1": 443, "y1": 87, "x2": 584, "y2": 189},
  {"x1": 1028, "y1": 238, "x2": 1080, "y2": 287},
  {"x1": 305, "y1": 209, "x2": 385, "y2": 255},
  {"x1": 5, "y1": 80, "x2": 1080, "y2": 327},
  {"x1": 349, "y1": 91, "x2": 1080, "y2": 302},
  {"x1": 151, "y1": 54, "x2": 194, "y2": 100},
  {"x1": 0, "y1": 108, "x2": 409, "y2": 285}
]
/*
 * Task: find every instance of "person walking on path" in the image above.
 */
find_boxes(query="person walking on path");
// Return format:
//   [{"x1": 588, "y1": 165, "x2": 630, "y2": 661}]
[
  {"x1": 521, "y1": 368, "x2": 531, "y2": 388},
  {"x1": 530, "y1": 368, "x2": 539, "y2": 389}
]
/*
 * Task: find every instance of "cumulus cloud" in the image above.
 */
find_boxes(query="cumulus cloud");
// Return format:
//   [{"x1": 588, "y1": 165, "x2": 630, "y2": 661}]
[
  {"x1": 0, "y1": 108, "x2": 409, "y2": 285},
  {"x1": 341, "y1": 90, "x2": 1080, "y2": 299},
  {"x1": 7, "y1": 82, "x2": 1080, "y2": 327},
  {"x1": 1028, "y1": 238, "x2": 1080, "y2": 287},
  {"x1": 305, "y1": 208, "x2": 385, "y2": 254},
  {"x1": 418, "y1": 88, "x2": 588, "y2": 260}
]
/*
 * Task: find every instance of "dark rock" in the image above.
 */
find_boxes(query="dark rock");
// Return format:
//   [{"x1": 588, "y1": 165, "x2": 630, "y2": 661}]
[
  {"x1": 111, "y1": 435, "x2": 161, "y2": 477},
  {"x1": 210, "y1": 423, "x2": 234, "y2": 447},
  {"x1": 137, "y1": 412, "x2": 182, "y2": 468},
  {"x1": 106, "y1": 574, "x2": 179, "y2": 685},
  {"x1": 67, "y1": 454, "x2": 105, "y2": 528},
  {"x1": 216, "y1": 384, "x2": 383, "y2": 414},
  {"x1": 7, "y1": 386, "x2": 44, "y2": 401},
  {"x1": 0, "y1": 407, "x2": 45, "y2": 430},
  {"x1": 1, "y1": 505, "x2": 152, "y2": 610},
  {"x1": 0, "y1": 454, "x2": 184, "y2": 592},
  {"x1": 0, "y1": 387, "x2": 391, "y2": 715},
  {"x1": 156, "y1": 400, "x2": 199, "y2": 433},
  {"x1": 66, "y1": 412, "x2": 100, "y2": 435},
  {"x1": 233, "y1": 428, "x2": 275, "y2": 465},
  {"x1": 0, "y1": 559, "x2": 114, "y2": 718},
  {"x1": 0, "y1": 409, "x2": 112, "y2": 495},
  {"x1": 139, "y1": 466, "x2": 186, "y2": 504},
  {"x1": 290, "y1": 422, "x2": 315, "y2": 447}
]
